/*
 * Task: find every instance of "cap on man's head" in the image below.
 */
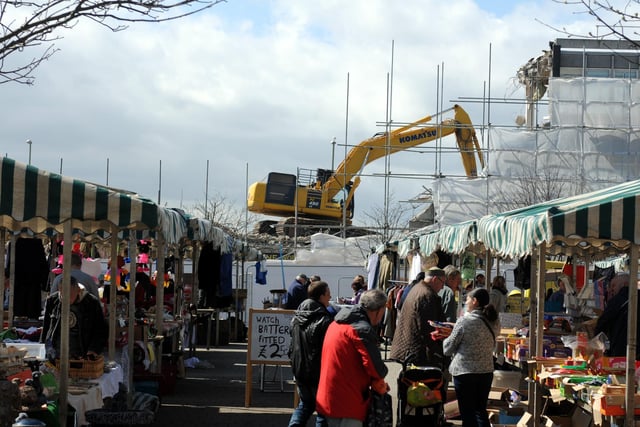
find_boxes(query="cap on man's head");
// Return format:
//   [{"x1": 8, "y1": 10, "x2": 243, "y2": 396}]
[{"x1": 425, "y1": 267, "x2": 445, "y2": 278}]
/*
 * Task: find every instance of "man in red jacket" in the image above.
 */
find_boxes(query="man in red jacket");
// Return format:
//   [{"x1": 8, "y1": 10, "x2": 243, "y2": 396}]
[{"x1": 316, "y1": 289, "x2": 389, "y2": 426}]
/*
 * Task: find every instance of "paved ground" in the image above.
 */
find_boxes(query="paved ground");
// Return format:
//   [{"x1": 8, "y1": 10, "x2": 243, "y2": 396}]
[{"x1": 151, "y1": 342, "x2": 404, "y2": 427}]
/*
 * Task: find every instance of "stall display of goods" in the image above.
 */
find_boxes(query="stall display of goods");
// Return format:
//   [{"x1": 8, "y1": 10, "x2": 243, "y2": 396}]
[{"x1": 0, "y1": 344, "x2": 27, "y2": 378}]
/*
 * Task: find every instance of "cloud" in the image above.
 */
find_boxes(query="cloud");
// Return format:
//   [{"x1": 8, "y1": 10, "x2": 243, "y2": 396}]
[{"x1": 0, "y1": 0, "x2": 598, "y2": 225}]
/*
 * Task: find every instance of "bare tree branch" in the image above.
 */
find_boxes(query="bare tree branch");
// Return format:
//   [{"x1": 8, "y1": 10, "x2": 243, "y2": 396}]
[
  {"x1": 0, "y1": 0, "x2": 225, "y2": 84},
  {"x1": 540, "y1": 0, "x2": 640, "y2": 45},
  {"x1": 359, "y1": 192, "x2": 412, "y2": 246},
  {"x1": 499, "y1": 166, "x2": 575, "y2": 211},
  {"x1": 190, "y1": 193, "x2": 256, "y2": 238}
]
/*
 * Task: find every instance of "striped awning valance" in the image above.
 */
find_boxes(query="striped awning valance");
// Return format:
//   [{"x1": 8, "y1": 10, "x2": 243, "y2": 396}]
[
  {"x1": 0, "y1": 157, "x2": 158, "y2": 234},
  {"x1": 477, "y1": 179, "x2": 640, "y2": 258}
]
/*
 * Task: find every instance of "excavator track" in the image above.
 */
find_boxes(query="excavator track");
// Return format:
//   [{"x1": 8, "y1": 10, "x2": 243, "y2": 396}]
[
  {"x1": 274, "y1": 217, "x2": 342, "y2": 238},
  {"x1": 273, "y1": 217, "x2": 374, "y2": 238}
]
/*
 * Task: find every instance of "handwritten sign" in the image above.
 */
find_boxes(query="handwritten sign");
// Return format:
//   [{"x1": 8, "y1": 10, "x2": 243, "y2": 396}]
[
  {"x1": 499, "y1": 312, "x2": 524, "y2": 330},
  {"x1": 247, "y1": 308, "x2": 295, "y2": 364}
]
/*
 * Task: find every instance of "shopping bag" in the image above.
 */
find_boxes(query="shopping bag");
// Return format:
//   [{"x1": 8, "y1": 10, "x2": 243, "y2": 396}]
[{"x1": 365, "y1": 391, "x2": 392, "y2": 427}]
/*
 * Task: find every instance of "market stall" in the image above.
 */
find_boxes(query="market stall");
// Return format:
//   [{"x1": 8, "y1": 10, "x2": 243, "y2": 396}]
[
  {"x1": 0, "y1": 156, "x2": 187, "y2": 426},
  {"x1": 395, "y1": 178, "x2": 640, "y2": 427},
  {"x1": 477, "y1": 179, "x2": 640, "y2": 427}
]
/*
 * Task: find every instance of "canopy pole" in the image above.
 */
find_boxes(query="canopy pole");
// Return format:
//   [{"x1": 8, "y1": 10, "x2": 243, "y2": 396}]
[
  {"x1": 484, "y1": 248, "x2": 491, "y2": 288},
  {"x1": 625, "y1": 244, "x2": 638, "y2": 427},
  {"x1": 108, "y1": 225, "x2": 119, "y2": 362},
  {"x1": 0, "y1": 229, "x2": 5, "y2": 329},
  {"x1": 7, "y1": 234, "x2": 16, "y2": 329},
  {"x1": 528, "y1": 244, "x2": 545, "y2": 427},
  {"x1": 155, "y1": 236, "x2": 166, "y2": 371},
  {"x1": 127, "y1": 239, "x2": 138, "y2": 406},
  {"x1": 58, "y1": 221, "x2": 73, "y2": 427},
  {"x1": 192, "y1": 244, "x2": 200, "y2": 308}
]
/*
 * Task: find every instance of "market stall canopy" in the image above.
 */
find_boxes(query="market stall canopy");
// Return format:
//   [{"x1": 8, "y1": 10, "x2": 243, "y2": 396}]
[
  {"x1": 186, "y1": 216, "x2": 231, "y2": 253},
  {"x1": 0, "y1": 157, "x2": 159, "y2": 234},
  {"x1": 477, "y1": 178, "x2": 640, "y2": 259},
  {"x1": 394, "y1": 220, "x2": 478, "y2": 258},
  {"x1": 158, "y1": 208, "x2": 189, "y2": 245}
]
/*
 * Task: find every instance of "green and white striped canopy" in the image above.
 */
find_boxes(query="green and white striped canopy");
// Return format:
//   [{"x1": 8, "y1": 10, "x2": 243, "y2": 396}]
[
  {"x1": 477, "y1": 179, "x2": 640, "y2": 258},
  {"x1": 416, "y1": 220, "x2": 477, "y2": 256},
  {"x1": 0, "y1": 156, "x2": 159, "y2": 235}
]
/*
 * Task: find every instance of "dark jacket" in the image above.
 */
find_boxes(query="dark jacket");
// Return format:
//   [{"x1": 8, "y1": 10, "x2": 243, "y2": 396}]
[
  {"x1": 390, "y1": 281, "x2": 444, "y2": 367},
  {"x1": 285, "y1": 278, "x2": 308, "y2": 310},
  {"x1": 289, "y1": 299, "x2": 333, "y2": 385},
  {"x1": 41, "y1": 289, "x2": 108, "y2": 359},
  {"x1": 595, "y1": 287, "x2": 640, "y2": 359}
]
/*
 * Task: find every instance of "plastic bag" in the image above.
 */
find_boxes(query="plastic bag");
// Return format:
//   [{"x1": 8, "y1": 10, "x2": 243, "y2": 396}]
[
  {"x1": 404, "y1": 379, "x2": 442, "y2": 407},
  {"x1": 560, "y1": 332, "x2": 607, "y2": 359}
]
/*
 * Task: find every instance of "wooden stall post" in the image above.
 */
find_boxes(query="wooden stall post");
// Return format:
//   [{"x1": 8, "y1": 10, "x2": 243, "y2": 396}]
[
  {"x1": 625, "y1": 244, "x2": 638, "y2": 427},
  {"x1": 244, "y1": 308, "x2": 295, "y2": 407},
  {"x1": 0, "y1": 229, "x2": 5, "y2": 329},
  {"x1": 108, "y1": 224, "x2": 119, "y2": 362}
]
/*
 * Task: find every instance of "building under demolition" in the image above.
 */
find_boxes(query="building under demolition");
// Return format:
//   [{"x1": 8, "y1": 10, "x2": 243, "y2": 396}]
[{"x1": 412, "y1": 38, "x2": 640, "y2": 230}]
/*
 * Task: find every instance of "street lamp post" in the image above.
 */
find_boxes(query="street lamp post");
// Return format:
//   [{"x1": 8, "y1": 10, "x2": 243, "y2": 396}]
[
  {"x1": 330, "y1": 137, "x2": 336, "y2": 171},
  {"x1": 25, "y1": 139, "x2": 32, "y2": 165}
]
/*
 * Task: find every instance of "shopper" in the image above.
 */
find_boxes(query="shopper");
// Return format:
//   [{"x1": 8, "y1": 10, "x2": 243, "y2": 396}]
[
  {"x1": 595, "y1": 272, "x2": 640, "y2": 358},
  {"x1": 440, "y1": 265, "x2": 462, "y2": 322},
  {"x1": 443, "y1": 288, "x2": 499, "y2": 427},
  {"x1": 41, "y1": 276, "x2": 108, "y2": 361},
  {"x1": 288, "y1": 281, "x2": 333, "y2": 427},
  {"x1": 489, "y1": 275, "x2": 508, "y2": 312},
  {"x1": 50, "y1": 251, "x2": 100, "y2": 299},
  {"x1": 316, "y1": 289, "x2": 389, "y2": 427},
  {"x1": 390, "y1": 267, "x2": 445, "y2": 367},
  {"x1": 338, "y1": 275, "x2": 366, "y2": 305},
  {"x1": 285, "y1": 274, "x2": 310, "y2": 309}
]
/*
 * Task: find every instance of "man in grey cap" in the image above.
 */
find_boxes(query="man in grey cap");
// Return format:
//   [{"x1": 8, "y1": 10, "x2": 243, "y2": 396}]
[
  {"x1": 285, "y1": 273, "x2": 310, "y2": 309},
  {"x1": 390, "y1": 267, "x2": 446, "y2": 367}
]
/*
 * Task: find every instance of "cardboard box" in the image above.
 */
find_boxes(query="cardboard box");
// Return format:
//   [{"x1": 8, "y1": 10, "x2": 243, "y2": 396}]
[
  {"x1": 593, "y1": 357, "x2": 640, "y2": 375},
  {"x1": 543, "y1": 415, "x2": 571, "y2": 427},
  {"x1": 444, "y1": 400, "x2": 460, "y2": 419},
  {"x1": 517, "y1": 411, "x2": 533, "y2": 427},
  {"x1": 489, "y1": 387, "x2": 511, "y2": 403},
  {"x1": 493, "y1": 370, "x2": 523, "y2": 390},
  {"x1": 489, "y1": 408, "x2": 526, "y2": 425},
  {"x1": 571, "y1": 405, "x2": 592, "y2": 427}
]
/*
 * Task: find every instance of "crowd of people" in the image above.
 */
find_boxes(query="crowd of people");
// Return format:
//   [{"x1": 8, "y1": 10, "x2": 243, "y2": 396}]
[
  {"x1": 284, "y1": 264, "x2": 640, "y2": 427},
  {"x1": 285, "y1": 265, "x2": 501, "y2": 427}
]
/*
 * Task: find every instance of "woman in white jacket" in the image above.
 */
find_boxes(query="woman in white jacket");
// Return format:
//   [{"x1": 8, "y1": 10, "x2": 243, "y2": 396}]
[{"x1": 443, "y1": 288, "x2": 500, "y2": 427}]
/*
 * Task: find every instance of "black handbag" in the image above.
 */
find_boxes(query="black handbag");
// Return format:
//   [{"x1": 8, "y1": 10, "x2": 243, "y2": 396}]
[{"x1": 364, "y1": 391, "x2": 393, "y2": 427}]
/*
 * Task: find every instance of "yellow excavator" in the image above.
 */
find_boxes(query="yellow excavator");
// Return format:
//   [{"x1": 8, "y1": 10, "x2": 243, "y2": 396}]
[{"x1": 247, "y1": 104, "x2": 485, "y2": 236}]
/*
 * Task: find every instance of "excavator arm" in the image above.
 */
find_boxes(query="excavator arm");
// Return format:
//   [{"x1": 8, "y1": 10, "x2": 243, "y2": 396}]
[
  {"x1": 322, "y1": 104, "x2": 485, "y2": 202},
  {"x1": 246, "y1": 103, "x2": 485, "y2": 233}
]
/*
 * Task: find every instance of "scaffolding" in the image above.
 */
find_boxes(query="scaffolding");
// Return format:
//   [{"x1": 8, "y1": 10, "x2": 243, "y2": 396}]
[{"x1": 424, "y1": 76, "x2": 640, "y2": 228}]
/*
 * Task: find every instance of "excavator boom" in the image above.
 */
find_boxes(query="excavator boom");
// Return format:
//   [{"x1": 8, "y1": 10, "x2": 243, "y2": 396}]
[
  {"x1": 247, "y1": 104, "x2": 484, "y2": 235},
  {"x1": 322, "y1": 104, "x2": 484, "y2": 201}
]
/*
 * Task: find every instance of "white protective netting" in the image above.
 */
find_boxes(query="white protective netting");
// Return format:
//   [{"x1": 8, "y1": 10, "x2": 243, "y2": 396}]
[{"x1": 428, "y1": 77, "x2": 640, "y2": 226}]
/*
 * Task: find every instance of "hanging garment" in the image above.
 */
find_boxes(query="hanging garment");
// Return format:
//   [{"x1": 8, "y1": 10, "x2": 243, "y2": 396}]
[
  {"x1": 377, "y1": 253, "x2": 394, "y2": 291},
  {"x1": 6, "y1": 238, "x2": 49, "y2": 319},
  {"x1": 367, "y1": 252, "x2": 380, "y2": 290},
  {"x1": 409, "y1": 253, "x2": 422, "y2": 282}
]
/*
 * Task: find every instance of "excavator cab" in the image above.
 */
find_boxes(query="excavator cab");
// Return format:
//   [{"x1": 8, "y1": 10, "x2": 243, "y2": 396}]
[{"x1": 264, "y1": 172, "x2": 296, "y2": 206}]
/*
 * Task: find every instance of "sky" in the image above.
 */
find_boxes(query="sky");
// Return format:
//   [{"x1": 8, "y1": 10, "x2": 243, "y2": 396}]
[{"x1": 0, "y1": 0, "x2": 602, "y2": 228}]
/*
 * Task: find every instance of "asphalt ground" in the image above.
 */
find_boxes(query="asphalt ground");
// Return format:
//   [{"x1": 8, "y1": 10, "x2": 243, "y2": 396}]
[{"x1": 151, "y1": 342, "x2": 405, "y2": 427}]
